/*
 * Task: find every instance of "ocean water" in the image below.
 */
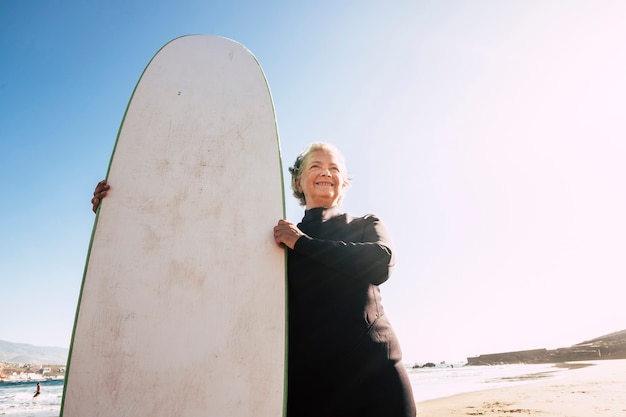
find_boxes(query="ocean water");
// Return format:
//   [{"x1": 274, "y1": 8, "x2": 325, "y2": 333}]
[
  {"x1": 0, "y1": 379, "x2": 63, "y2": 417},
  {"x1": 0, "y1": 363, "x2": 565, "y2": 415},
  {"x1": 408, "y1": 362, "x2": 566, "y2": 402}
]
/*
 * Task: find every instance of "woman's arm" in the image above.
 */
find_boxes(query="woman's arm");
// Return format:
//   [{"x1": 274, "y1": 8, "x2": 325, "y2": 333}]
[{"x1": 293, "y1": 215, "x2": 395, "y2": 285}]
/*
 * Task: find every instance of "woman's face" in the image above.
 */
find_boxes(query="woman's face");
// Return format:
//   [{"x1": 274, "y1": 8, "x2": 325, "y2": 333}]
[{"x1": 296, "y1": 149, "x2": 346, "y2": 209}]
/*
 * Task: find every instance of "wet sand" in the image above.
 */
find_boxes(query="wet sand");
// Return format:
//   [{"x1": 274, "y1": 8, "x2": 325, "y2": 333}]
[{"x1": 416, "y1": 359, "x2": 626, "y2": 416}]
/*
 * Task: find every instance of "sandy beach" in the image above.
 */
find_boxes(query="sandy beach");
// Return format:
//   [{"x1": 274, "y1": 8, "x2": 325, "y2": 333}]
[{"x1": 416, "y1": 359, "x2": 626, "y2": 416}]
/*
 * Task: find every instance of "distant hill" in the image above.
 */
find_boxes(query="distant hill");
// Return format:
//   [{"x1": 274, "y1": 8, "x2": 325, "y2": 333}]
[
  {"x1": 0, "y1": 340, "x2": 68, "y2": 365},
  {"x1": 574, "y1": 329, "x2": 626, "y2": 359},
  {"x1": 467, "y1": 328, "x2": 626, "y2": 365},
  {"x1": 576, "y1": 328, "x2": 626, "y2": 345}
]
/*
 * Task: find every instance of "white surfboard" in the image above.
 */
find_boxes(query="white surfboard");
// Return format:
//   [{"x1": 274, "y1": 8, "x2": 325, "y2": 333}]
[{"x1": 61, "y1": 35, "x2": 286, "y2": 417}]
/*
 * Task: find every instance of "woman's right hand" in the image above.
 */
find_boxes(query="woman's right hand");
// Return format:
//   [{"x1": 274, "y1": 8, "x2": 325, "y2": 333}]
[
  {"x1": 273, "y1": 219, "x2": 305, "y2": 250},
  {"x1": 91, "y1": 180, "x2": 110, "y2": 213}
]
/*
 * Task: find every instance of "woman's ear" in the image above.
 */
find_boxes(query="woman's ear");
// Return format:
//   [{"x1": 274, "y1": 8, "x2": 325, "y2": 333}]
[{"x1": 295, "y1": 177, "x2": 302, "y2": 192}]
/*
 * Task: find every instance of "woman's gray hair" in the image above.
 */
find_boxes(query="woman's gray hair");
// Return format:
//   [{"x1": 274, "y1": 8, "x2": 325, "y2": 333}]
[{"x1": 289, "y1": 142, "x2": 350, "y2": 206}]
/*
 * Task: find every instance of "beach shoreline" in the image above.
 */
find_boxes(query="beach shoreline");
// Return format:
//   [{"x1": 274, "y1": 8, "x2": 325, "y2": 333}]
[{"x1": 415, "y1": 359, "x2": 626, "y2": 416}]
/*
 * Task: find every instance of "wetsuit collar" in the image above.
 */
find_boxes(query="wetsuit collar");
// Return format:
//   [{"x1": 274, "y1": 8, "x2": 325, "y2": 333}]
[{"x1": 302, "y1": 206, "x2": 341, "y2": 223}]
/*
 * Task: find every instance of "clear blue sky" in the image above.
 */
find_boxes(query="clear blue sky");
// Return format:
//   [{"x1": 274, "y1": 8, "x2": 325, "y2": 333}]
[{"x1": 1, "y1": 0, "x2": 625, "y2": 364}]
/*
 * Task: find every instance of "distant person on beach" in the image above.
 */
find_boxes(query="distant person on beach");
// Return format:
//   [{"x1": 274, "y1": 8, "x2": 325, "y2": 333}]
[
  {"x1": 90, "y1": 142, "x2": 416, "y2": 417},
  {"x1": 33, "y1": 382, "x2": 40, "y2": 398}
]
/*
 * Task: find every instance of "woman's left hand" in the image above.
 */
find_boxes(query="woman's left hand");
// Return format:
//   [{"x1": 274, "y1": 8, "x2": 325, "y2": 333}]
[
  {"x1": 274, "y1": 219, "x2": 305, "y2": 250},
  {"x1": 91, "y1": 180, "x2": 110, "y2": 213}
]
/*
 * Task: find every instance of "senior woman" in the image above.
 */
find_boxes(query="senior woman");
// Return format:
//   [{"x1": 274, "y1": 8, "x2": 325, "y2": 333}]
[{"x1": 274, "y1": 142, "x2": 415, "y2": 417}]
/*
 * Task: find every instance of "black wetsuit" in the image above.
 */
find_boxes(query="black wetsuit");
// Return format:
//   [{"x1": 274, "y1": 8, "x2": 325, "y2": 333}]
[{"x1": 287, "y1": 207, "x2": 416, "y2": 417}]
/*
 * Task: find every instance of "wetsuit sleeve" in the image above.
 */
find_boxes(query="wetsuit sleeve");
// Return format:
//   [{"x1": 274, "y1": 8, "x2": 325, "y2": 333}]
[{"x1": 292, "y1": 215, "x2": 395, "y2": 285}]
